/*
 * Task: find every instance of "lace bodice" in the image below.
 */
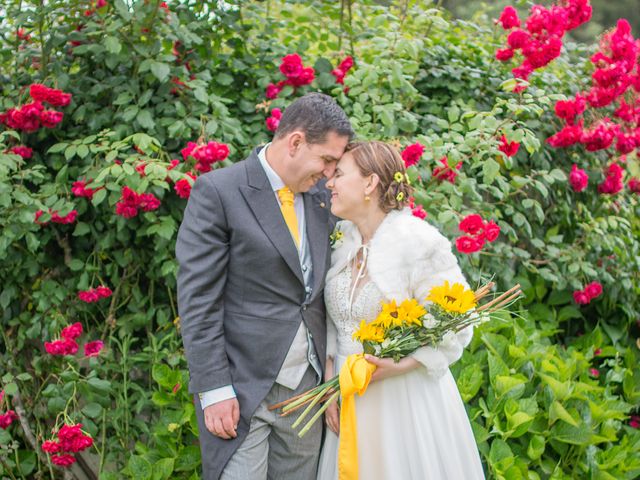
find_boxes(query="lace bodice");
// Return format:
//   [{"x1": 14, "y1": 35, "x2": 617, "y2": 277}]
[{"x1": 325, "y1": 265, "x2": 386, "y2": 358}]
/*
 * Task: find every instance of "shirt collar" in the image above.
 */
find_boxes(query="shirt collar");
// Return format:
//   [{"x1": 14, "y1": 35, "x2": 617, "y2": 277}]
[{"x1": 257, "y1": 143, "x2": 286, "y2": 192}]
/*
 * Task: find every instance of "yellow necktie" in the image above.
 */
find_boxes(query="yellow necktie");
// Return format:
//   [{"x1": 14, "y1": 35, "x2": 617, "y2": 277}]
[{"x1": 277, "y1": 187, "x2": 300, "y2": 248}]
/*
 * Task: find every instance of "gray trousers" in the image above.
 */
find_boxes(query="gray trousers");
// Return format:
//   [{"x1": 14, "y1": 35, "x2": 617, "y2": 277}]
[{"x1": 220, "y1": 367, "x2": 322, "y2": 480}]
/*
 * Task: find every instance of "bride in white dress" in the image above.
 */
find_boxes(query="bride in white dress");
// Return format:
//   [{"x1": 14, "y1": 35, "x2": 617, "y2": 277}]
[{"x1": 316, "y1": 141, "x2": 485, "y2": 480}]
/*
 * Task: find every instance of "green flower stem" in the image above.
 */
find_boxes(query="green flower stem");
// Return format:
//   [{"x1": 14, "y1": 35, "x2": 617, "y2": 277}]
[
  {"x1": 282, "y1": 379, "x2": 337, "y2": 413},
  {"x1": 298, "y1": 390, "x2": 341, "y2": 438},
  {"x1": 291, "y1": 382, "x2": 335, "y2": 428}
]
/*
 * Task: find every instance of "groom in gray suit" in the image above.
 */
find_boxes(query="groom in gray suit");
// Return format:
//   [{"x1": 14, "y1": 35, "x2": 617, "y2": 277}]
[{"x1": 176, "y1": 93, "x2": 353, "y2": 479}]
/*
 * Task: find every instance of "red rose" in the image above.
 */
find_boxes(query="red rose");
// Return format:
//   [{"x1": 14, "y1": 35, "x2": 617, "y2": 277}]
[
  {"x1": 61, "y1": 322, "x2": 83, "y2": 340},
  {"x1": 455, "y1": 235, "x2": 484, "y2": 254},
  {"x1": 265, "y1": 83, "x2": 282, "y2": 99},
  {"x1": 497, "y1": 6, "x2": 520, "y2": 30},
  {"x1": 569, "y1": 164, "x2": 589, "y2": 192},
  {"x1": 458, "y1": 214, "x2": 484, "y2": 235},
  {"x1": 495, "y1": 48, "x2": 514, "y2": 62},
  {"x1": 84, "y1": 340, "x2": 104, "y2": 357},
  {"x1": 0, "y1": 411, "x2": 18, "y2": 429},
  {"x1": 9, "y1": 146, "x2": 33, "y2": 158},
  {"x1": 483, "y1": 220, "x2": 501, "y2": 242},
  {"x1": 400, "y1": 143, "x2": 424, "y2": 168},
  {"x1": 51, "y1": 454, "x2": 76, "y2": 467},
  {"x1": 498, "y1": 134, "x2": 520, "y2": 157},
  {"x1": 40, "y1": 110, "x2": 64, "y2": 128},
  {"x1": 573, "y1": 290, "x2": 590, "y2": 305},
  {"x1": 41, "y1": 440, "x2": 62, "y2": 453},
  {"x1": 584, "y1": 281, "x2": 603, "y2": 299},
  {"x1": 279, "y1": 53, "x2": 303, "y2": 78}
]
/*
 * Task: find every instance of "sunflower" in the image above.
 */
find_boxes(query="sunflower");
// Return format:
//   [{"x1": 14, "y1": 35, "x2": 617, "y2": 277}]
[
  {"x1": 371, "y1": 300, "x2": 398, "y2": 328},
  {"x1": 353, "y1": 320, "x2": 386, "y2": 343},
  {"x1": 426, "y1": 281, "x2": 476, "y2": 314},
  {"x1": 396, "y1": 299, "x2": 426, "y2": 327}
]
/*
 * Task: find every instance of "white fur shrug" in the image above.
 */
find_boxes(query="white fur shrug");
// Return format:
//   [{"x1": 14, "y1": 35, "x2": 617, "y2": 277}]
[{"x1": 326, "y1": 208, "x2": 474, "y2": 379}]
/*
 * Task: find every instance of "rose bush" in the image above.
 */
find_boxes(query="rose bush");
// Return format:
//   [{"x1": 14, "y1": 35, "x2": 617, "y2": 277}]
[{"x1": 0, "y1": 0, "x2": 638, "y2": 478}]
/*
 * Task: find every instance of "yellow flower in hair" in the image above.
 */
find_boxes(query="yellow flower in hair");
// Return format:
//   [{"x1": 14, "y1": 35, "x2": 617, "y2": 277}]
[
  {"x1": 396, "y1": 192, "x2": 405, "y2": 202},
  {"x1": 404, "y1": 173, "x2": 411, "y2": 185},
  {"x1": 427, "y1": 281, "x2": 477, "y2": 314},
  {"x1": 394, "y1": 172, "x2": 404, "y2": 183}
]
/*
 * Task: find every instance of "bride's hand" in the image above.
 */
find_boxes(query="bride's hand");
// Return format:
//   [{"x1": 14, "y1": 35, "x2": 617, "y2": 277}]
[
  {"x1": 325, "y1": 399, "x2": 340, "y2": 435},
  {"x1": 365, "y1": 354, "x2": 419, "y2": 382}
]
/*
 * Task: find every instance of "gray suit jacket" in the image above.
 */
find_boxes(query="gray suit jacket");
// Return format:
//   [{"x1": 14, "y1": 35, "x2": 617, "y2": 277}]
[{"x1": 175, "y1": 148, "x2": 331, "y2": 479}]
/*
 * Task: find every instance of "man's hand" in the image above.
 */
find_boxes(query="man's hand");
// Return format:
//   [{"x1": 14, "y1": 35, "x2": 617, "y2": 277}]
[
  {"x1": 204, "y1": 398, "x2": 240, "y2": 439},
  {"x1": 365, "y1": 354, "x2": 419, "y2": 383}
]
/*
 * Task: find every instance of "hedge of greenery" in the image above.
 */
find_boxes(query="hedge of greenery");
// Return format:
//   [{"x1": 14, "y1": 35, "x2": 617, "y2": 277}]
[{"x1": 0, "y1": 1, "x2": 638, "y2": 479}]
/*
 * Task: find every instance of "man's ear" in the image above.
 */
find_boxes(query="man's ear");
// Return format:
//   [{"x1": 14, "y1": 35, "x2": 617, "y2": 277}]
[{"x1": 287, "y1": 131, "x2": 305, "y2": 156}]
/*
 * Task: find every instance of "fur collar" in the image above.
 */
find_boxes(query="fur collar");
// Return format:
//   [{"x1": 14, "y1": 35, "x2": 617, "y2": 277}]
[{"x1": 327, "y1": 208, "x2": 456, "y2": 301}]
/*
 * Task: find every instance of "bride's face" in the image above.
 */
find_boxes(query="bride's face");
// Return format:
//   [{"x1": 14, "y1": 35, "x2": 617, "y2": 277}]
[{"x1": 326, "y1": 152, "x2": 372, "y2": 220}]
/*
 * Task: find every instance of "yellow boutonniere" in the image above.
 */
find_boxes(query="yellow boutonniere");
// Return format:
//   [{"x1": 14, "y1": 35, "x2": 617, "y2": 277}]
[{"x1": 329, "y1": 227, "x2": 344, "y2": 248}]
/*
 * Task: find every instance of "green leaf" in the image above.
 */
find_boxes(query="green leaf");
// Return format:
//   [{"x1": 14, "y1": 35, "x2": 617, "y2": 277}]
[
  {"x1": 174, "y1": 445, "x2": 201, "y2": 472},
  {"x1": 156, "y1": 217, "x2": 176, "y2": 240},
  {"x1": 82, "y1": 402, "x2": 103, "y2": 419},
  {"x1": 527, "y1": 435, "x2": 545, "y2": 460},
  {"x1": 104, "y1": 36, "x2": 122, "y2": 54},
  {"x1": 122, "y1": 106, "x2": 139, "y2": 122},
  {"x1": 137, "y1": 110, "x2": 155, "y2": 130},
  {"x1": 152, "y1": 458, "x2": 175, "y2": 480},
  {"x1": 549, "y1": 400, "x2": 578, "y2": 427},
  {"x1": 489, "y1": 438, "x2": 513, "y2": 465},
  {"x1": 314, "y1": 57, "x2": 334, "y2": 74},
  {"x1": 77, "y1": 144, "x2": 89, "y2": 159},
  {"x1": 482, "y1": 158, "x2": 500, "y2": 184},
  {"x1": 92, "y1": 188, "x2": 107, "y2": 206},
  {"x1": 48, "y1": 143, "x2": 68, "y2": 154},
  {"x1": 495, "y1": 375, "x2": 526, "y2": 397},
  {"x1": 69, "y1": 259, "x2": 85, "y2": 271},
  {"x1": 87, "y1": 378, "x2": 111, "y2": 395},
  {"x1": 215, "y1": 73, "x2": 234, "y2": 86},
  {"x1": 378, "y1": 109, "x2": 394, "y2": 127},
  {"x1": 193, "y1": 88, "x2": 208, "y2": 104},
  {"x1": 128, "y1": 455, "x2": 152, "y2": 480},
  {"x1": 538, "y1": 373, "x2": 571, "y2": 400},
  {"x1": 65, "y1": 145, "x2": 77, "y2": 160},
  {"x1": 47, "y1": 396, "x2": 66, "y2": 414},
  {"x1": 557, "y1": 305, "x2": 582, "y2": 322},
  {"x1": 456, "y1": 363, "x2": 483, "y2": 402},
  {"x1": 73, "y1": 222, "x2": 91, "y2": 237},
  {"x1": 4, "y1": 382, "x2": 18, "y2": 395},
  {"x1": 151, "y1": 62, "x2": 171, "y2": 82}
]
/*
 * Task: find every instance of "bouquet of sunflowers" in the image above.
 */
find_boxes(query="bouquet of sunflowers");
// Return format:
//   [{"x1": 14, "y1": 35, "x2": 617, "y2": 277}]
[{"x1": 270, "y1": 280, "x2": 522, "y2": 437}]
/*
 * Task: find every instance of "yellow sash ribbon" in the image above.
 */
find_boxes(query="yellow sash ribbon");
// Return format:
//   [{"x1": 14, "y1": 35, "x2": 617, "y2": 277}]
[{"x1": 338, "y1": 353, "x2": 377, "y2": 480}]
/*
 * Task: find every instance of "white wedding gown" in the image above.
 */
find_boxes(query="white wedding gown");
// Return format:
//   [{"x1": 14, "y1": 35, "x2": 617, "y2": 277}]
[{"x1": 316, "y1": 266, "x2": 485, "y2": 480}]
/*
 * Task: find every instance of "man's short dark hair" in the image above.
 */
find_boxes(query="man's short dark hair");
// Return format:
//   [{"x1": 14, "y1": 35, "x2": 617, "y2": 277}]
[{"x1": 273, "y1": 92, "x2": 354, "y2": 144}]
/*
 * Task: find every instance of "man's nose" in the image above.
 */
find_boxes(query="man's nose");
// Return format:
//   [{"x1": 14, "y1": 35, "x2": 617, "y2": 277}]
[{"x1": 323, "y1": 163, "x2": 337, "y2": 178}]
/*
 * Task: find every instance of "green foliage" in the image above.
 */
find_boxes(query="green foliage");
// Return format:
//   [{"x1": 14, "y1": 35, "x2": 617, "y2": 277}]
[{"x1": 0, "y1": 0, "x2": 638, "y2": 478}]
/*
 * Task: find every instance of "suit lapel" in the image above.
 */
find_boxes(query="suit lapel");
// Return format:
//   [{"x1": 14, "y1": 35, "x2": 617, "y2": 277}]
[
  {"x1": 239, "y1": 151, "x2": 304, "y2": 286},
  {"x1": 304, "y1": 186, "x2": 330, "y2": 302}
]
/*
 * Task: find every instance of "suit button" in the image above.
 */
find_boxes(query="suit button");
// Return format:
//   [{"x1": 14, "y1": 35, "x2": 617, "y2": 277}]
[{"x1": 302, "y1": 305, "x2": 307, "y2": 311}]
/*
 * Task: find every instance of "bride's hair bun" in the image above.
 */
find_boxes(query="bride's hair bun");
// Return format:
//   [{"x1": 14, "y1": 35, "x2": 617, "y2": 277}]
[{"x1": 344, "y1": 141, "x2": 413, "y2": 213}]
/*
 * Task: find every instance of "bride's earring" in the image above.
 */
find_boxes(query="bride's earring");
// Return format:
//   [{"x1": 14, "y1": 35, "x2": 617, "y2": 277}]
[{"x1": 364, "y1": 194, "x2": 370, "y2": 202}]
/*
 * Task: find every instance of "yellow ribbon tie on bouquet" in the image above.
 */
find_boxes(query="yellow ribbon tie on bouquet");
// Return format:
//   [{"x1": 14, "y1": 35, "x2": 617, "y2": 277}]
[{"x1": 338, "y1": 353, "x2": 377, "y2": 480}]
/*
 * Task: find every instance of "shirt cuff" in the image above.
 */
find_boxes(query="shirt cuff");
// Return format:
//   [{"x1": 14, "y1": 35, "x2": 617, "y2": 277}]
[{"x1": 199, "y1": 385, "x2": 236, "y2": 410}]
